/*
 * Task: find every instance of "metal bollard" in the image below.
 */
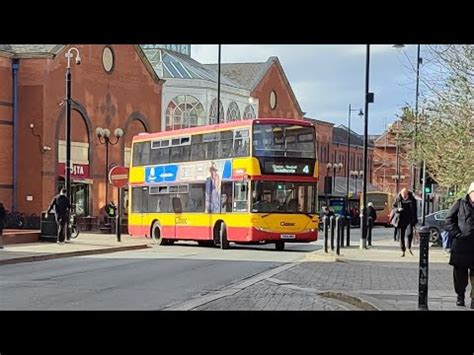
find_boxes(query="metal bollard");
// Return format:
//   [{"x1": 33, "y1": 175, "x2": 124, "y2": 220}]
[
  {"x1": 323, "y1": 216, "x2": 329, "y2": 253},
  {"x1": 346, "y1": 216, "x2": 351, "y2": 247},
  {"x1": 367, "y1": 216, "x2": 373, "y2": 246},
  {"x1": 335, "y1": 216, "x2": 342, "y2": 255},
  {"x1": 339, "y1": 216, "x2": 345, "y2": 249},
  {"x1": 330, "y1": 215, "x2": 335, "y2": 251},
  {"x1": 418, "y1": 226, "x2": 430, "y2": 310}
]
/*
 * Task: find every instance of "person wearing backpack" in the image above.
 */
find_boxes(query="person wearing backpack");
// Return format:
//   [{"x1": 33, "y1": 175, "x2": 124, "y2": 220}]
[{"x1": 46, "y1": 188, "x2": 71, "y2": 245}]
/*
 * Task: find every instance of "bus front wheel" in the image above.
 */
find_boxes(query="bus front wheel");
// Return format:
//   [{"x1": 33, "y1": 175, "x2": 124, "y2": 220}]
[{"x1": 275, "y1": 241, "x2": 285, "y2": 251}]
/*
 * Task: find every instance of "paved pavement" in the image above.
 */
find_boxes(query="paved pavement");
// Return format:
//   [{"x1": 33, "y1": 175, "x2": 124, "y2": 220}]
[
  {"x1": 1, "y1": 227, "x2": 470, "y2": 311},
  {"x1": 0, "y1": 233, "x2": 150, "y2": 265}
]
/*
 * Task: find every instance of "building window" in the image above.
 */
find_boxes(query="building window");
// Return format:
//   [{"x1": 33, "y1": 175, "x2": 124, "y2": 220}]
[
  {"x1": 270, "y1": 90, "x2": 277, "y2": 110},
  {"x1": 166, "y1": 95, "x2": 205, "y2": 131},
  {"x1": 243, "y1": 104, "x2": 256, "y2": 120},
  {"x1": 226, "y1": 102, "x2": 241, "y2": 122},
  {"x1": 209, "y1": 98, "x2": 224, "y2": 125},
  {"x1": 124, "y1": 147, "x2": 131, "y2": 168}
]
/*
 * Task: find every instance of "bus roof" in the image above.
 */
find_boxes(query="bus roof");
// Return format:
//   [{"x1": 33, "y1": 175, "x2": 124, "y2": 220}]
[{"x1": 132, "y1": 117, "x2": 314, "y2": 142}]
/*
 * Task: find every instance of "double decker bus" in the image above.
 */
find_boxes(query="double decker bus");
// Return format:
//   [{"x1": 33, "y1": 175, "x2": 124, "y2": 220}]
[{"x1": 128, "y1": 118, "x2": 319, "y2": 251}]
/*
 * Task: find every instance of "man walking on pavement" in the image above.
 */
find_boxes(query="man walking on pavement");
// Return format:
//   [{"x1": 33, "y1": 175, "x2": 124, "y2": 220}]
[
  {"x1": 445, "y1": 182, "x2": 474, "y2": 308},
  {"x1": 45, "y1": 188, "x2": 71, "y2": 245},
  {"x1": 392, "y1": 188, "x2": 418, "y2": 257}
]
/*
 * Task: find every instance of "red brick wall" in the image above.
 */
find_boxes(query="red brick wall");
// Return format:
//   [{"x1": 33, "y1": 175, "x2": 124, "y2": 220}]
[
  {"x1": 0, "y1": 56, "x2": 13, "y2": 210},
  {"x1": 14, "y1": 45, "x2": 163, "y2": 216},
  {"x1": 252, "y1": 62, "x2": 302, "y2": 119}
]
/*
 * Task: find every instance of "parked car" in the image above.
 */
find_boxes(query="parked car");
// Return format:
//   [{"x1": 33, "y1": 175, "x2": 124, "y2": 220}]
[{"x1": 417, "y1": 210, "x2": 449, "y2": 245}]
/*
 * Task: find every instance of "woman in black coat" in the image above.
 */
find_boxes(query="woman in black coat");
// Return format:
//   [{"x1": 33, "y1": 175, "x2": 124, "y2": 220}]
[
  {"x1": 392, "y1": 188, "x2": 418, "y2": 257},
  {"x1": 445, "y1": 182, "x2": 474, "y2": 308}
]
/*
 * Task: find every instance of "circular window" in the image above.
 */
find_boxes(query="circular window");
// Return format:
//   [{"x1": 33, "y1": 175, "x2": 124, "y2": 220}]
[
  {"x1": 102, "y1": 46, "x2": 114, "y2": 73},
  {"x1": 270, "y1": 90, "x2": 277, "y2": 110}
]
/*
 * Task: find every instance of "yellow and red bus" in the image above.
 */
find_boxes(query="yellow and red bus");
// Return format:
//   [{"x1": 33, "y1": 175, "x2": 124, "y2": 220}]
[
  {"x1": 128, "y1": 118, "x2": 319, "y2": 251},
  {"x1": 362, "y1": 191, "x2": 394, "y2": 226}
]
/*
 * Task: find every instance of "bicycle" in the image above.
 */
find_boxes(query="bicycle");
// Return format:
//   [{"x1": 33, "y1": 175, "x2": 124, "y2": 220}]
[
  {"x1": 69, "y1": 213, "x2": 80, "y2": 239},
  {"x1": 5, "y1": 211, "x2": 27, "y2": 229}
]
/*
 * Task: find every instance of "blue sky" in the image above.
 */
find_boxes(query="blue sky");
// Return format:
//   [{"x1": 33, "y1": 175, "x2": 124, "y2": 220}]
[{"x1": 191, "y1": 45, "x2": 422, "y2": 135}]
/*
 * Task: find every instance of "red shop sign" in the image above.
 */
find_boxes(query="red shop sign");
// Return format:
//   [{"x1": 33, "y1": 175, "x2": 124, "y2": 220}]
[{"x1": 58, "y1": 163, "x2": 90, "y2": 179}]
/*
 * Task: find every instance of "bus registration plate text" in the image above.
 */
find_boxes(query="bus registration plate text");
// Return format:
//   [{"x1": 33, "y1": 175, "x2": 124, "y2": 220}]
[{"x1": 281, "y1": 234, "x2": 296, "y2": 240}]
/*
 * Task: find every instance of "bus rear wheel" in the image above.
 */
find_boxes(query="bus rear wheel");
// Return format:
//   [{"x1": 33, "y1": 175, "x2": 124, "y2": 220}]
[
  {"x1": 275, "y1": 241, "x2": 285, "y2": 251},
  {"x1": 151, "y1": 222, "x2": 168, "y2": 246},
  {"x1": 214, "y1": 222, "x2": 230, "y2": 249}
]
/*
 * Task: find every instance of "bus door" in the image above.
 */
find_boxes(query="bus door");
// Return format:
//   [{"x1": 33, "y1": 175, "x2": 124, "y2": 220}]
[{"x1": 140, "y1": 186, "x2": 149, "y2": 237}]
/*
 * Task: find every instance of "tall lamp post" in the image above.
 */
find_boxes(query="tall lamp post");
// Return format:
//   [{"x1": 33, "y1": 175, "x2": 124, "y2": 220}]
[
  {"x1": 346, "y1": 106, "x2": 363, "y2": 216},
  {"x1": 393, "y1": 44, "x2": 422, "y2": 193},
  {"x1": 64, "y1": 47, "x2": 82, "y2": 211},
  {"x1": 96, "y1": 127, "x2": 124, "y2": 206},
  {"x1": 361, "y1": 45, "x2": 375, "y2": 249}
]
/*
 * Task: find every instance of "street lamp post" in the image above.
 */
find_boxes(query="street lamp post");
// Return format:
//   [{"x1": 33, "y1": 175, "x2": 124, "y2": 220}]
[
  {"x1": 361, "y1": 44, "x2": 374, "y2": 249},
  {"x1": 64, "y1": 47, "x2": 81, "y2": 214},
  {"x1": 346, "y1": 105, "x2": 363, "y2": 216},
  {"x1": 394, "y1": 44, "x2": 422, "y2": 193},
  {"x1": 96, "y1": 127, "x2": 124, "y2": 207}
]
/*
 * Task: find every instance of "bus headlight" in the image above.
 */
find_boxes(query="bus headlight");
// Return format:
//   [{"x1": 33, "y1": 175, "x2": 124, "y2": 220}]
[{"x1": 255, "y1": 227, "x2": 270, "y2": 232}]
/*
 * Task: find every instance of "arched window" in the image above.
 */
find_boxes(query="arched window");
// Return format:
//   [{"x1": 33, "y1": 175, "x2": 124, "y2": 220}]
[
  {"x1": 165, "y1": 95, "x2": 205, "y2": 131},
  {"x1": 243, "y1": 104, "x2": 256, "y2": 119},
  {"x1": 209, "y1": 98, "x2": 224, "y2": 125},
  {"x1": 226, "y1": 102, "x2": 241, "y2": 122}
]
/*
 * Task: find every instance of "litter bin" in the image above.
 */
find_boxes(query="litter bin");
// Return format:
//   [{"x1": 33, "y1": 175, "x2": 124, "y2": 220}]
[{"x1": 41, "y1": 212, "x2": 57, "y2": 237}]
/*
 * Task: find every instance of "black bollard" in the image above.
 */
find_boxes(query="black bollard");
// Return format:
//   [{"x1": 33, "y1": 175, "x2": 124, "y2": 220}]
[
  {"x1": 330, "y1": 215, "x2": 335, "y2": 251},
  {"x1": 323, "y1": 216, "x2": 329, "y2": 253},
  {"x1": 346, "y1": 216, "x2": 351, "y2": 247},
  {"x1": 418, "y1": 226, "x2": 430, "y2": 310},
  {"x1": 336, "y1": 216, "x2": 342, "y2": 256},
  {"x1": 339, "y1": 216, "x2": 345, "y2": 249}
]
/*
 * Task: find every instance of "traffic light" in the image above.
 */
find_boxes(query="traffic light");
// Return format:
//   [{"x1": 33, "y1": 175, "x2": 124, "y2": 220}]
[{"x1": 424, "y1": 176, "x2": 435, "y2": 194}]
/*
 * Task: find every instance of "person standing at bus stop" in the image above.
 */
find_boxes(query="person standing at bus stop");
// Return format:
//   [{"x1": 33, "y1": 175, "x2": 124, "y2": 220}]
[
  {"x1": 392, "y1": 188, "x2": 418, "y2": 257},
  {"x1": 445, "y1": 182, "x2": 474, "y2": 308},
  {"x1": 46, "y1": 188, "x2": 71, "y2": 245}
]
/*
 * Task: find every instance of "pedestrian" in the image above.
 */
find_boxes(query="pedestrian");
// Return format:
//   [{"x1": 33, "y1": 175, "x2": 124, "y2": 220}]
[
  {"x1": 392, "y1": 188, "x2": 418, "y2": 257},
  {"x1": 445, "y1": 182, "x2": 474, "y2": 308},
  {"x1": 0, "y1": 202, "x2": 6, "y2": 249},
  {"x1": 367, "y1": 202, "x2": 377, "y2": 223},
  {"x1": 45, "y1": 188, "x2": 71, "y2": 245}
]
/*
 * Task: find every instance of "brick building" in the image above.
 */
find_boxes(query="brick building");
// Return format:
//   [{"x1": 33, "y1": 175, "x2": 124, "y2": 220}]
[
  {"x1": 372, "y1": 121, "x2": 411, "y2": 195},
  {"x1": 0, "y1": 44, "x2": 307, "y2": 225},
  {"x1": 0, "y1": 44, "x2": 163, "y2": 219}
]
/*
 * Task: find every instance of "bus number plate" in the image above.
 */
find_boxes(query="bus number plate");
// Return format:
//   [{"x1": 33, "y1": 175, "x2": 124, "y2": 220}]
[{"x1": 281, "y1": 234, "x2": 296, "y2": 240}]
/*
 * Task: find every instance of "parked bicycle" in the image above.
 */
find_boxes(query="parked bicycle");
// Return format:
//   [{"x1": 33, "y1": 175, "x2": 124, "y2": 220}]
[
  {"x1": 5, "y1": 211, "x2": 27, "y2": 229},
  {"x1": 69, "y1": 213, "x2": 80, "y2": 239}
]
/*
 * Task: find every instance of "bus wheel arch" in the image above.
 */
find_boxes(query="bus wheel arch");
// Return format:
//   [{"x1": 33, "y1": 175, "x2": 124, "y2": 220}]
[{"x1": 213, "y1": 220, "x2": 229, "y2": 249}]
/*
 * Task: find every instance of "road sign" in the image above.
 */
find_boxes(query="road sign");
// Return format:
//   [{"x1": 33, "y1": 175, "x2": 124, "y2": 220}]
[{"x1": 109, "y1": 166, "x2": 129, "y2": 188}]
